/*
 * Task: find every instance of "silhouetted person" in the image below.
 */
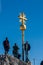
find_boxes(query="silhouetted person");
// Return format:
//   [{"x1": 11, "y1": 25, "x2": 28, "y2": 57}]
[
  {"x1": 3, "y1": 37, "x2": 10, "y2": 55},
  {"x1": 40, "y1": 61, "x2": 43, "y2": 65},
  {"x1": 24, "y1": 41, "x2": 31, "y2": 63},
  {"x1": 13, "y1": 43, "x2": 21, "y2": 59}
]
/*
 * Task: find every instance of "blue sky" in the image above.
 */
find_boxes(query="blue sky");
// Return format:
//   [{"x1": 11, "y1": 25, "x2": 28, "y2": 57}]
[{"x1": 0, "y1": 0, "x2": 43, "y2": 65}]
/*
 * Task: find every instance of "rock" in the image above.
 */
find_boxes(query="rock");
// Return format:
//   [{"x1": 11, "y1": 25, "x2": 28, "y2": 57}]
[{"x1": 0, "y1": 55, "x2": 31, "y2": 65}]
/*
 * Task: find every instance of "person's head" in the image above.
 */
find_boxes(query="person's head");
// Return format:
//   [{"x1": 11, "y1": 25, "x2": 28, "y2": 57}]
[
  {"x1": 40, "y1": 61, "x2": 43, "y2": 65},
  {"x1": 6, "y1": 37, "x2": 8, "y2": 40}
]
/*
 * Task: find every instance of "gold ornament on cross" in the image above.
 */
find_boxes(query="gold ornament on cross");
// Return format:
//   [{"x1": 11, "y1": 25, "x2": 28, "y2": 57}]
[{"x1": 18, "y1": 13, "x2": 27, "y2": 24}]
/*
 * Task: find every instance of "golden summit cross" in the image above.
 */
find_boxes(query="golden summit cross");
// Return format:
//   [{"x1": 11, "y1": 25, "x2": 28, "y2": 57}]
[
  {"x1": 18, "y1": 13, "x2": 27, "y2": 24},
  {"x1": 18, "y1": 12, "x2": 27, "y2": 61}
]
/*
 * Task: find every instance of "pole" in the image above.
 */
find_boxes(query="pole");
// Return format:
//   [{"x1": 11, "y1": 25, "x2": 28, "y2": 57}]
[
  {"x1": 33, "y1": 58, "x2": 35, "y2": 65},
  {"x1": 22, "y1": 30, "x2": 24, "y2": 61}
]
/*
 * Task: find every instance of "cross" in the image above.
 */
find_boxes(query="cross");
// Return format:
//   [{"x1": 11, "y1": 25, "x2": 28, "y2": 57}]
[
  {"x1": 18, "y1": 13, "x2": 27, "y2": 24},
  {"x1": 18, "y1": 12, "x2": 27, "y2": 61}
]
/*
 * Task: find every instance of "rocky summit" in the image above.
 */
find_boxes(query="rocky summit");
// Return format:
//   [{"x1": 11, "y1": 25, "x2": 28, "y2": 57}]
[{"x1": 0, "y1": 54, "x2": 31, "y2": 65}]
